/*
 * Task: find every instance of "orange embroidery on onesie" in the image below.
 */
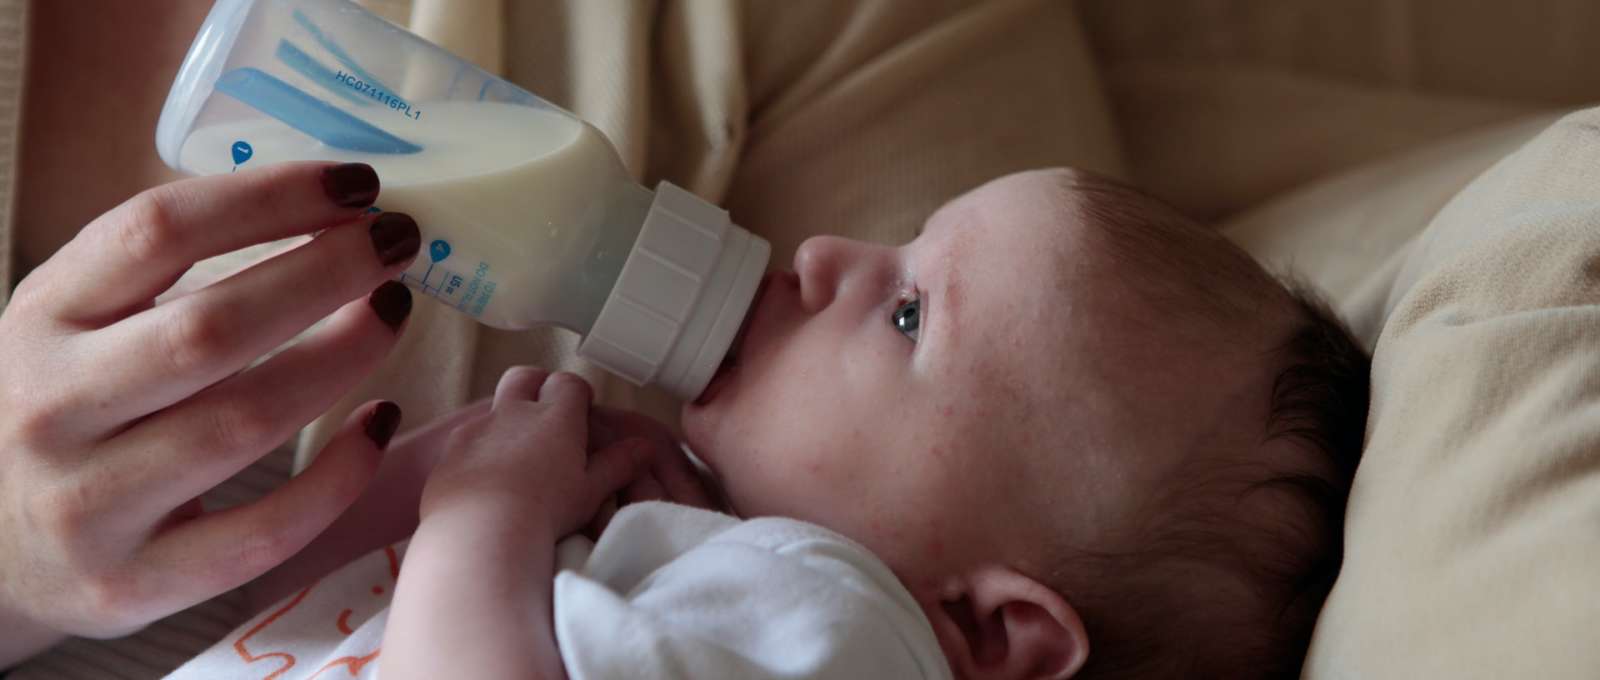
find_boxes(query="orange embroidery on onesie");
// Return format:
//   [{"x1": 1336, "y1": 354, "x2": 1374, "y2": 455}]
[
  {"x1": 312, "y1": 546, "x2": 401, "y2": 677},
  {"x1": 232, "y1": 544, "x2": 405, "y2": 679},
  {"x1": 233, "y1": 585, "x2": 313, "y2": 679},
  {"x1": 307, "y1": 649, "x2": 382, "y2": 679}
]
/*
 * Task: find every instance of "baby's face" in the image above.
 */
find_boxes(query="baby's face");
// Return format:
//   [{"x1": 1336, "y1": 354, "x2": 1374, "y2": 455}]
[{"x1": 681, "y1": 169, "x2": 1268, "y2": 586}]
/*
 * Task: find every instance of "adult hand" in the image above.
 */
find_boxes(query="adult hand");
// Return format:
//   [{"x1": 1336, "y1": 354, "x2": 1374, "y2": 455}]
[{"x1": 0, "y1": 162, "x2": 420, "y2": 661}]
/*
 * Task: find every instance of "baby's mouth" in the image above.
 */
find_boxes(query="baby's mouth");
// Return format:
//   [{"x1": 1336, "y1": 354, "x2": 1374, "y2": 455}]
[{"x1": 693, "y1": 274, "x2": 770, "y2": 406}]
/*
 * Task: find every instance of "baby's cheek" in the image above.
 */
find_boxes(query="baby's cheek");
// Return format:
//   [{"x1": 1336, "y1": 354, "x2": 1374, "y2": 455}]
[
  {"x1": 781, "y1": 445, "x2": 850, "y2": 494},
  {"x1": 848, "y1": 500, "x2": 957, "y2": 582},
  {"x1": 765, "y1": 447, "x2": 859, "y2": 517}
]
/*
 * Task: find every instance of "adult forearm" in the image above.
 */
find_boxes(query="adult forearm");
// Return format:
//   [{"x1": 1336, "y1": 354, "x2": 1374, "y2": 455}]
[{"x1": 382, "y1": 502, "x2": 565, "y2": 680}]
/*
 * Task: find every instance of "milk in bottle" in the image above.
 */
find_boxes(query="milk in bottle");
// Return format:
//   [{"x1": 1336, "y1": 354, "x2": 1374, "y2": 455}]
[{"x1": 157, "y1": 0, "x2": 770, "y2": 400}]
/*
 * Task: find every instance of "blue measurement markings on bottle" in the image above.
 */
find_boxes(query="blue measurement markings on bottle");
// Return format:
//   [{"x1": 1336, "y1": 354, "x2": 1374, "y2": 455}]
[
  {"x1": 399, "y1": 238, "x2": 475, "y2": 311},
  {"x1": 230, "y1": 140, "x2": 253, "y2": 172},
  {"x1": 406, "y1": 239, "x2": 455, "y2": 294}
]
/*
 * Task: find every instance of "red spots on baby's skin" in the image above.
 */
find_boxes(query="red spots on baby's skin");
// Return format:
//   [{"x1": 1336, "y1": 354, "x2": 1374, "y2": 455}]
[
  {"x1": 371, "y1": 586, "x2": 384, "y2": 595},
  {"x1": 927, "y1": 537, "x2": 946, "y2": 560}
]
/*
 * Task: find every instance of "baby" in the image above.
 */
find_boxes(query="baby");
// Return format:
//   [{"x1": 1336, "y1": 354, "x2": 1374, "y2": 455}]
[{"x1": 165, "y1": 168, "x2": 1370, "y2": 679}]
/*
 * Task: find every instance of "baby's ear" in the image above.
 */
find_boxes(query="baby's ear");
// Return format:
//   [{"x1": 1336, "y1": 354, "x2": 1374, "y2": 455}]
[{"x1": 919, "y1": 565, "x2": 1088, "y2": 680}]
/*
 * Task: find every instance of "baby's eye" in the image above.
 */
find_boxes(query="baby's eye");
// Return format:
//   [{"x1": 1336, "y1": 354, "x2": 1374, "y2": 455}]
[{"x1": 892, "y1": 295, "x2": 921, "y2": 343}]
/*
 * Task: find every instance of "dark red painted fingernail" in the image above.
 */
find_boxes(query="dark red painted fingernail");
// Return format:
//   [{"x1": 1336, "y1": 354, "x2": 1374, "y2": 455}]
[
  {"x1": 364, "y1": 401, "x2": 402, "y2": 449},
  {"x1": 321, "y1": 163, "x2": 380, "y2": 208},
  {"x1": 369, "y1": 212, "x2": 421, "y2": 266},
  {"x1": 368, "y1": 281, "x2": 413, "y2": 333}
]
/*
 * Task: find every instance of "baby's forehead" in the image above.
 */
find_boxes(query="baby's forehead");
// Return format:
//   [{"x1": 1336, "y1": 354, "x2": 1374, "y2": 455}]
[
  {"x1": 926, "y1": 170, "x2": 1286, "y2": 378},
  {"x1": 933, "y1": 170, "x2": 1193, "y2": 267},
  {"x1": 929, "y1": 169, "x2": 1091, "y2": 235},
  {"x1": 928, "y1": 172, "x2": 1193, "y2": 303}
]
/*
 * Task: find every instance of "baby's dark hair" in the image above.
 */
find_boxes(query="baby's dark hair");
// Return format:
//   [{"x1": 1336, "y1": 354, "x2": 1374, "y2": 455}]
[{"x1": 1045, "y1": 171, "x2": 1370, "y2": 679}]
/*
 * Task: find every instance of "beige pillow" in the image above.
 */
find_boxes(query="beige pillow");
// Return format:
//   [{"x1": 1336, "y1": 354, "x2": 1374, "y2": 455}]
[
  {"x1": 1232, "y1": 107, "x2": 1600, "y2": 679},
  {"x1": 1222, "y1": 112, "x2": 1563, "y2": 347}
]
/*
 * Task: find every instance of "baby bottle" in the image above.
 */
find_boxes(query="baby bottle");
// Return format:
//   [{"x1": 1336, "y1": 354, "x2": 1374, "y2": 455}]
[{"x1": 155, "y1": 0, "x2": 770, "y2": 401}]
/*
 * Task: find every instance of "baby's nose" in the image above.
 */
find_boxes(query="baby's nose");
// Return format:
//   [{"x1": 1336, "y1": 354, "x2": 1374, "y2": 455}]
[{"x1": 794, "y1": 235, "x2": 853, "y2": 311}]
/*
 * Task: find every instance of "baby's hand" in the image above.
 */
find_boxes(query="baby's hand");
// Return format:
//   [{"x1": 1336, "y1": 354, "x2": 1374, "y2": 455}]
[
  {"x1": 585, "y1": 406, "x2": 726, "y2": 536},
  {"x1": 420, "y1": 368, "x2": 652, "y2": 538}
]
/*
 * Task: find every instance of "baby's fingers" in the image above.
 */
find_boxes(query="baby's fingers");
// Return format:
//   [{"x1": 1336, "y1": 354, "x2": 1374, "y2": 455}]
[
  {"x1": 492, "y1": 366, "x2": 550, "y2": 409},
  {"x1": 584, "y1": 497, "x2": 620, "y2": 542},
  {"x1": 582, "y1": 438, "x2": 654, "y2": 514},
  {"x1": 650, "y1": 445, "x2": 718, "y2": 510},
  {"x1": 531, "y1": 372, "x2": 593, "y2": 451},
  {"x1": 538, "y1": 371, "x2": 592, "y2": 411},
  {"x1": 622, "y1": 475, "x2": 669, "y2": 505}
]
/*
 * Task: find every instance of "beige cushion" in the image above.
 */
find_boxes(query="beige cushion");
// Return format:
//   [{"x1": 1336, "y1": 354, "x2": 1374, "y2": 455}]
[
  {"x1": 1222, "y1": 112, "x2": 1563, "y2": 346},
  {"x1": 1078, "y1": 0, "x2": 1600, "y2": 221},
  {"x1": 1108, "y1": 63, "x2": 1540, "y2": 222},
  {"x1": 1228, "y1": 107, "x2": 1600, "y2": 679},
  {"x1": 1080, "y1": 0, "x2": 1600, "y2": 107}
]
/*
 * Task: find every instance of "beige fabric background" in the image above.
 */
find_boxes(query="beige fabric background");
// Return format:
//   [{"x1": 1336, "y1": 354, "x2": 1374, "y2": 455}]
[{"x1": 1078, "y1": 0, "x2": 1594, "y2": 221}]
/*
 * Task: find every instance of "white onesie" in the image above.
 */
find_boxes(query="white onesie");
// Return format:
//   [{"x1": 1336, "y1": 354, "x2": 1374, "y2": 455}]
[{"x1": 162, "y1": 502, "x2": 952, "y2": 679}]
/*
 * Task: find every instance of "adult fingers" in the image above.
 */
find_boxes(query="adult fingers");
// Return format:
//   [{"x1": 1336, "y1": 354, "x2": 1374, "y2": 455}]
[
  {"x1": 40, "y1": 162, "x2": 381, "y2": 324},
  {"x1": 363, "y1": 398, "x2": 492, "y2": 506},
  {"x1": 241, "y1": 399, "x2": 492, "y2": 612},
  {"x1": 492, "y1": 366, "x2": 550, "y2": 410},
  {"x1": 133, "y1": 401, "x2": 399, "y2": 617},
  {"x1": 155, "y1": 236, "x2": 307, "y2": 305},
  {"x1": 84, "y1": 214, "x2": 418, "y2": 426},
  {"x1": 107, "y1": 286, "x2": 410, "y2": 517}
]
